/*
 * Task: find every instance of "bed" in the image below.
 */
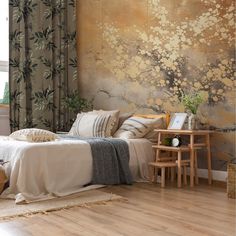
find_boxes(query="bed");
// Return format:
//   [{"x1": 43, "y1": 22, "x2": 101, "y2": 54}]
[{"x1": 0, "y1": 136, "x2": 153, "y2": 203}]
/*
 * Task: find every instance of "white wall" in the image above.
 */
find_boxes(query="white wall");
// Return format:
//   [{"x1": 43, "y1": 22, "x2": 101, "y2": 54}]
[
  {"x1": 0, "y1": 107, "x2": 10, "y2": 135},
  {"x1": 187, "y1": 168, "x2": 227, "y2": 182}
]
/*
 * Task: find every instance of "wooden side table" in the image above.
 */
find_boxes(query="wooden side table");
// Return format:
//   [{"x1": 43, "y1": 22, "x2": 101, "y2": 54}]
[
  {"x1": 154, "y1": 129, "x2": 214, "y2": 187},
  {"x1": 151, "y1": 145, "x2": 191, "y2": 187}
]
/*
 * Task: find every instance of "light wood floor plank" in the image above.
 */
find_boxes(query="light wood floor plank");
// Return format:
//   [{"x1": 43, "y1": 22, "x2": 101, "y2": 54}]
[{"x1": 0, "y1": 182, "x2": 235, "y2": 236}]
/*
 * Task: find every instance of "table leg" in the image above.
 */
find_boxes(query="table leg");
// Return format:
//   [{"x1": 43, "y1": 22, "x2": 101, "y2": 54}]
[
  {"x1": 155, "y1": 149, "x2": 160, "y2": 162},
  {"x1": 153, "y1": 167, "x2": 157, "y2": 183},
  {"x1": 149, "y1": 165, "x2": 154, "y2": 182},
  {"x1": 190, "y1": 134, "x2": 194, "y2": 187},
  {"x1": 171, "y1": 167, "x2": 175, "y2": 182},
  {"x1": 194, "y1": 150, "x2": 199, "y2": 185},
  {"x1": 177, "y1": 151, "x2": 182, "y2": 188},
  {"x1": 206, "y1": 134, "x2": 212, "y2": 184},
  {"x1": 161, "y1": 167, "x2": 165, "y2": 188},
  {"x1": 183, "y1": 166, "x2": 187, "y2": 185},
  {"x1": 158, "y1": 132, "x2": 161, "y2": 145}
]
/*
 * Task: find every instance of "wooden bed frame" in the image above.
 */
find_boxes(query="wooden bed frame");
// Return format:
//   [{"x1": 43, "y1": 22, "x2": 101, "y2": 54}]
[{"x1": 134, "y1": 113, "x2": 170, "y2": 128}]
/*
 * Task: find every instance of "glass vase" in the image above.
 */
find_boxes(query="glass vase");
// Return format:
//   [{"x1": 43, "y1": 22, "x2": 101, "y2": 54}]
[{"x1": 188, "y1": 113, "x2": 197, "y2": 130}]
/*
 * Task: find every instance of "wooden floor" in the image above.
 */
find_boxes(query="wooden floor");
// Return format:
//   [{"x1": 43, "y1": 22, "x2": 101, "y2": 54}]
[{"x1": 0, "y1": 182, "x2": 235, "y2": 236}]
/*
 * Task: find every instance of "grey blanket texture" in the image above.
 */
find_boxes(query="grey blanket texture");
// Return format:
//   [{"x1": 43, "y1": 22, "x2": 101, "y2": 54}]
[{"x1": 60, "y1": 135, "x2": 133, "y2": 185}]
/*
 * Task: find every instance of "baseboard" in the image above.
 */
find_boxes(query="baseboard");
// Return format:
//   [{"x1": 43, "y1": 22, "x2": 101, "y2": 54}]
[{"x1": 187, "y1": 168, "x2": 227, "y2": 182}]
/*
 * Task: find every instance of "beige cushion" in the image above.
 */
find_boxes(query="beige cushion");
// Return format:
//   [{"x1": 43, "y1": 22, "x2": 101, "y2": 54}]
[
  {"x1": 113, "y1": 116, "x2": 163, "y2": 139},
  {"x1": 143, "y1": 117, "x2": 165, "y2": 143},
  {"x1": 118, "y1": 112, "x2": 134, "y2": 128},
  {"x1": 89, "y1": 110, "x2": 120, "y2": 135},
  {"x1": 69, "y1": 113, "x2": 115, "y2": 137},
  {"x1": 9, "y1": 128, "x2": 57, "y2": 142}
]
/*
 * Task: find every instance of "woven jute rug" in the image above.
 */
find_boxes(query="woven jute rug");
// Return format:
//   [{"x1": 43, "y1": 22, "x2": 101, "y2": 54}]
[{"x1": 0, "y1": 190, "x2": 124, "y2": 221}]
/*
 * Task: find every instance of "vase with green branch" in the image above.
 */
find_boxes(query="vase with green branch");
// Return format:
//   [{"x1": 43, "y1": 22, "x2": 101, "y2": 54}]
[{"x1": 181, "y1": 91, "x2": 203, "y2": 130}]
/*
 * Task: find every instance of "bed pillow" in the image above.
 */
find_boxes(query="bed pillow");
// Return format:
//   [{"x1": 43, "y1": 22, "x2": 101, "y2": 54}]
[
  {"x1": 118, "y1": 112, "x2": 134, "y2": 128},
  {"x1": 113, "y1": 116, "x2": 162, "y2": 139},
  {"x1": 89, "y1": 110, "x2": 120, "y2": 135},
  {"x1": 143, "y1": 117, "x2": 165, "y2": 143},
  {"x1": 68, "y1": 113, "x2": 115, "y2": 137},
  {"x1": 9, "y1": 128, "x2": 57, "y2": 142}
]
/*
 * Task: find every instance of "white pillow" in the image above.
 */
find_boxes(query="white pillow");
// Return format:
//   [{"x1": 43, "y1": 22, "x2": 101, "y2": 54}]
[
  {"x1": 88, "y1": 110, "x2": 120, "y2": 135},
  {"x1": 69, "y1": 113, "x2": 115, "y2": 137},
  {"x1": 10, "y1": 128, "x2": 57, "y2": 142},
  {"x1": 113, "y1": 116, "x2": 163, "y2": 139}
]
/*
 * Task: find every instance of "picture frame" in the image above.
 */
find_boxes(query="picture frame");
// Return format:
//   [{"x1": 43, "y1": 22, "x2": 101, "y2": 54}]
[{"x1": 167, "y1": 113, "x2": 187, "y2": 130}]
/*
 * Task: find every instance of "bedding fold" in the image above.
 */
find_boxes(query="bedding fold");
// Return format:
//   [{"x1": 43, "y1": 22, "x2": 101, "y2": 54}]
[{"x1": 60, "y1": 136, "x2": 133, "y2": 185}]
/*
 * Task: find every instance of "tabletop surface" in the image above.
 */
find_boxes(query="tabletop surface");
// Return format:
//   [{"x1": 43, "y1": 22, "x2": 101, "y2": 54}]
[{"x1": 154, "y1": 129, "x2": 214, "y2": 134}]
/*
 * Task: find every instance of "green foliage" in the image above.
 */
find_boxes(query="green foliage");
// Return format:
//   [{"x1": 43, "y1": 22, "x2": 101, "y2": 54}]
[
  {"x1": 163, "y1": 137, "x2": 172, "y2": 146},
  {"x1": 10, "y1": 56, "x2": 38, "y2": 83},
  {"x1": 42, "y1": 0, "x2": 65, "y2": 19},
  {"x1": 34, "y1": 88, "x2": 55, "y2": 110},
  {"x1": 69, "y1": 58, "x2": 77, "y2": 68},
  {"x1": 63, "y1": 91, "x2": 93, "y2": 114},
  {"x1": 39, "y1": 57, "x2": 65, "y2": 80},
  {"x1": 9, "y1": 30, "x2": 22, "y2": 51},
  {"x1": 10, "y1": 90, "x2": 22, "y2": 111},
  {"x1": 10, "y1": 0, "x2": 38, "y2": 23},
  {"x1": 31, "y1": 27, "x2": 56, "y2": 50},
  {"x1": 181, "y1": 91, "x2": 203, "y2": 114},
  {"x1": 2, "y1": 82, "x2": 9, "y2": 104},
  {"x1": 63, "y1": 32, "x2": 77, "y2": 47}
]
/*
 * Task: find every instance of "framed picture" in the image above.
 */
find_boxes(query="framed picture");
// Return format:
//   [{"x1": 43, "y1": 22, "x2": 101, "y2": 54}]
[{"x1": 168, "y1": 113, "x2": 187, "y2": 130}]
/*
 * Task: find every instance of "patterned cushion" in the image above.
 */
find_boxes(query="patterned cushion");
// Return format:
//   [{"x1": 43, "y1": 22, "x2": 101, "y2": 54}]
[
  {"x1": 9, "y1": 128, "x2": 57, "y2": 142},
  {"x1": 69, "y1": 113, "x2": 115, "y2": 137},
  {"x1": 113, "y1": 116, "x2": 163, "y2": 139},
  {"x1": 89, "y1": 110, "x2": 120, "y2": 135}
]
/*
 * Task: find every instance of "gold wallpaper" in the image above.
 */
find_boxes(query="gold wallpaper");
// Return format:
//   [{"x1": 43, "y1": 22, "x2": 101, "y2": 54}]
[{"x1": 77, "y1": 0, "x2": 235, "y2": 170}]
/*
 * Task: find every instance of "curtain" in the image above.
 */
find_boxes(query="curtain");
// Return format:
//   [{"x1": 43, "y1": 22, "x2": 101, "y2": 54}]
[{"x1": 9, "y1": 0, "x2": 78, "y2": 132}]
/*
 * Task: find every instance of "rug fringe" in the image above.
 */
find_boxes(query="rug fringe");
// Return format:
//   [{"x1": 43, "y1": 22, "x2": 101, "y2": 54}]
[{"x1": 0, "y1": 194, "x2": 127, "y2": 221}]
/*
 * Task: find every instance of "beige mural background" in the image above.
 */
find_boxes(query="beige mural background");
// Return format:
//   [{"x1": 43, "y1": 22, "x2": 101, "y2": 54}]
[{"x1": 77, "y1": 0, "x2": 235, "y2": 170}]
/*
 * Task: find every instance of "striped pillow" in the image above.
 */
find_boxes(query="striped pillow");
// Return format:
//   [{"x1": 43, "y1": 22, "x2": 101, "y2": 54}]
[
  {"x1": 68, "y1": 113, "x2": 115, "y2": 137},
  {"x1": 88, "y1": 110, "x2": 120, "y2": 135},
  {"x1": 113, "y1": 116, "x2": 162, "y2": 139}
]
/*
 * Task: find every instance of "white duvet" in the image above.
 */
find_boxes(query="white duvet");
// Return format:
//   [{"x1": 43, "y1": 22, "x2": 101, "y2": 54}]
[{"x1": 0, "y1": 137, "x2": 153, "y2": 203}]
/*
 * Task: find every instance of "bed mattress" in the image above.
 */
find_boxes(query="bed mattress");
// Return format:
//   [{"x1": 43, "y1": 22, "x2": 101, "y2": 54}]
[{"x1": 0, "y1": 136, "x2": 153, "y2": 203}]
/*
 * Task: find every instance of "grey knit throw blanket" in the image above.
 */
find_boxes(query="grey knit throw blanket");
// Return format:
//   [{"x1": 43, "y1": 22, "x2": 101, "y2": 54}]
[{"x1": 60, "y1": 135, "x2": 133, "y2": 185}]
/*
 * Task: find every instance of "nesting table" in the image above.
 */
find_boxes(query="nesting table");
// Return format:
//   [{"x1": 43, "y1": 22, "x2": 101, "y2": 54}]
[{"x1": 153, "y1": 129, "x2": 214, "y2": 187}]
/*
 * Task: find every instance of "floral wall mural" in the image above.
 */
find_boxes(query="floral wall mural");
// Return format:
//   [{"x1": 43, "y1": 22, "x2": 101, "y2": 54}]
[{"x1": 77, "y1": 0, "x2": 235, "y2": 170}]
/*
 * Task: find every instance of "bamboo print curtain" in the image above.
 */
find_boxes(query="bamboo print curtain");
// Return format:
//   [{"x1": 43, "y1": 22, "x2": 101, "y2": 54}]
[{"x1": 9, "y1": 0, "x2": 77, "y2": 132}]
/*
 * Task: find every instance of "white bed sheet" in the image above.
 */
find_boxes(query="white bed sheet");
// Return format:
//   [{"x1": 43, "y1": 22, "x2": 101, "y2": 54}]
[{"x1": 0, "y1": 137, "x2": 153, "y2": 203}]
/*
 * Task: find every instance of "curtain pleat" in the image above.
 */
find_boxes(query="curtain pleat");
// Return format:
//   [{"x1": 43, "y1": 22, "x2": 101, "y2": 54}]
[{"x1": 9, "y1": 0, "x2": 78, "y2": 132}]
